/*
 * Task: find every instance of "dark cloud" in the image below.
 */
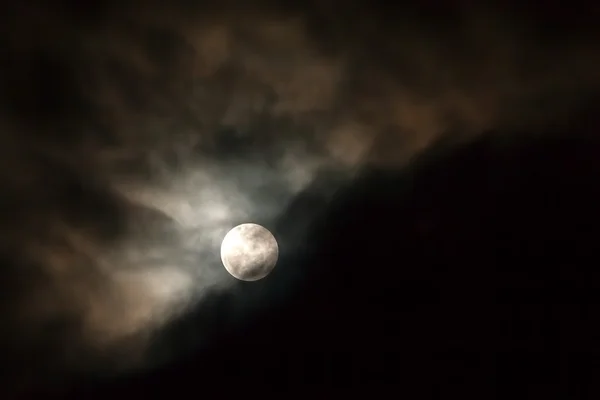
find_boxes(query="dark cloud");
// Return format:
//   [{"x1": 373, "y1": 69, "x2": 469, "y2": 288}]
[{"x1": 0, "y1": 0, "x2": 598, "y2": 393}]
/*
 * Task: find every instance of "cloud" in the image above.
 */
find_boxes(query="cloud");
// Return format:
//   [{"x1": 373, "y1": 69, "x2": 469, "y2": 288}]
[{"x1": 0, "y1": 1, "x2": 598, "y2": 388}]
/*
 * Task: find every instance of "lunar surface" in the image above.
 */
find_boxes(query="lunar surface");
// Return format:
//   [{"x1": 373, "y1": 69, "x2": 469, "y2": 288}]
[{"x1": 220, "y1": 223, "x2": 279, "y2": 281}]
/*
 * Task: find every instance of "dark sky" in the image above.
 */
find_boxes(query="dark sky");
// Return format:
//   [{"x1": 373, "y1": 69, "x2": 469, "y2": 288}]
[{"x1": 1, "y1": 0, "x2": 600, "y2": 398}]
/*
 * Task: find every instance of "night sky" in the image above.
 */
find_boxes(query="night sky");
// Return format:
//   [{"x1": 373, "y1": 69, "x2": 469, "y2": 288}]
[{"x1": 1, "y1": 1, "x2": 600, "y2": 398}]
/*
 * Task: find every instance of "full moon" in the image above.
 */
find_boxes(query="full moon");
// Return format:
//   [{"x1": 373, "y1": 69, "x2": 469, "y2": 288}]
[{"x1": 220, "y1": 223, "x2": 279, "y2": 281}]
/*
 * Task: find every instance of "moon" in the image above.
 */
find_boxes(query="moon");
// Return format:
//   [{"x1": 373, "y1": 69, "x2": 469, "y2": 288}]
[{"x1": 220, "y1": 223, "x2": 279, "y2": 281}]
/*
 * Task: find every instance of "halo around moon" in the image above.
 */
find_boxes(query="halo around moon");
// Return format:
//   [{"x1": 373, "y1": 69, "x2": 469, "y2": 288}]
[{"x1": 220, "y1": 223, "x2": 279, "y2": 281}]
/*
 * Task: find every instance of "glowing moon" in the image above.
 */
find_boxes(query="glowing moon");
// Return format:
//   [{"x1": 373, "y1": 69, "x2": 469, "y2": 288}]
[{"x1": 220, "y1": 223, "x2": 278, "y2": 281}]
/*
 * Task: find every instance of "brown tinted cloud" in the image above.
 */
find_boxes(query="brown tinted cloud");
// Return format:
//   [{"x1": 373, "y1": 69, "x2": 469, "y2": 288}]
[{"x1": 0, "y1": 0, "x2": 598, "y2": 386}]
